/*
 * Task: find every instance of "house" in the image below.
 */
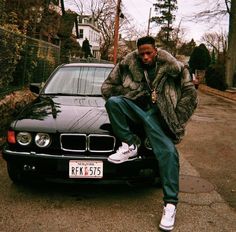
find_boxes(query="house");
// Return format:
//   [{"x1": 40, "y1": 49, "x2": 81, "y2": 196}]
[{"x1": 73, "y1": 15, "x2": 101, "y2": 59}]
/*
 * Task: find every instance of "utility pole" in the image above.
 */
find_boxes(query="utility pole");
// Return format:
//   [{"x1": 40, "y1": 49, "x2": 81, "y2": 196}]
[
  {"x1": 147, "y1": 7, "x2": 152, "y2": 36},
  {"x1": 113, "y1": 0, "x2": 122, "y2": 65}
]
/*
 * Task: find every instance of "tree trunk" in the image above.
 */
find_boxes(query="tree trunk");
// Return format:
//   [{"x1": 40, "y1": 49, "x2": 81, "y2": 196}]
[{"x1": 226, "y1": 0, "x2": 236, "y2": 87}]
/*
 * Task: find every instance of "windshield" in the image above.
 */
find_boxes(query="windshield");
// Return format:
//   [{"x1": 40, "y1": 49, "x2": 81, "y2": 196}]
[{"x1": 43, "y1": 66, "x2": 112, "y2": 96}]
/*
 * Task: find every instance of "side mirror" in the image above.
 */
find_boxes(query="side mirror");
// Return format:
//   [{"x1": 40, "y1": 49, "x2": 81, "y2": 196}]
[{"x1": 29, "y1": 83, "x2": 41, "y2": 94}]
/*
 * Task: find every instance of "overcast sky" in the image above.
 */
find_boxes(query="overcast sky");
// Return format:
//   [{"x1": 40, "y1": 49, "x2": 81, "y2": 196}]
[
  {"x1": 122, "y1": 0, "x2": 229, "y2": 43},
  {"x1": 65, "y1": 0, "x2": 229, "y2": 43}
]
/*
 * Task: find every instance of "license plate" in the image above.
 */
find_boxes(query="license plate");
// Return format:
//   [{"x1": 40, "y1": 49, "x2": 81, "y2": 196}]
[{"x1": 69, "y1": 160, "x2": 103, "y2": 178}]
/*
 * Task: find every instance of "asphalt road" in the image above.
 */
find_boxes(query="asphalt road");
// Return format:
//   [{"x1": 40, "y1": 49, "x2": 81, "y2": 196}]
[{"x1": 0, "y1": 89, "x2": 236, "y2": 231}]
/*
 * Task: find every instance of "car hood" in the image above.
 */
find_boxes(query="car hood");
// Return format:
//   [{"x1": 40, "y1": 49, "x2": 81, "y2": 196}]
[{"x1": 13, "y1": 96, "x2": 112, "y2": 134}]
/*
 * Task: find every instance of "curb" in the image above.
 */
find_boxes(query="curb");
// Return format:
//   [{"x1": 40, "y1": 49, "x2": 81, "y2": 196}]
[{"x1": 198, "y1": 84, "x2": 236, "y2": 101}]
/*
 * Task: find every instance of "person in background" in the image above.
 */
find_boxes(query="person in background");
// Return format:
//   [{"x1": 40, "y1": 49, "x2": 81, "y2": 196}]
[
  {"x1": 82, "y1": 38, "x2": 93, "y2": 58},
  {"x1": 101, "y1": 36, "x2": 197, "y2": 231},
  {"x1": 189, "y1": 43, "x2": 211, "y2": 88}
]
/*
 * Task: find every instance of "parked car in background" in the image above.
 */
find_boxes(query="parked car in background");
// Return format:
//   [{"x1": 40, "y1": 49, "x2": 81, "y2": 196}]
[{"x1": 2, "y1": 63, "x2": 159, "y2": 185}]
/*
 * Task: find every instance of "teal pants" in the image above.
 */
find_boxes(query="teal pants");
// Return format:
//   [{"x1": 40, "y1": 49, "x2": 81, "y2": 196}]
[{"x1": 105, "y1": 96, "x2": 179, "y2": 204}]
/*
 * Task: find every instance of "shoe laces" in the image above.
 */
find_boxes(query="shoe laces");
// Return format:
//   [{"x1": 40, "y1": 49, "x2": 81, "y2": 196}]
[
  {"x1": 163, "y1": 209, "x2": 175, "y2": 218},
  {"x1": 117, "y1": 143, "x2": 135, "y2": 155},
  {"x1": 163, "y1": 204, "x2": 176, "y2": 218}
]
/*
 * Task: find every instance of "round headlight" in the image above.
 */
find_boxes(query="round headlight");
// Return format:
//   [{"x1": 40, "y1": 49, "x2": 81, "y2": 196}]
[
  {"x1": 16, "y1": 132, "x2": 32, "y2": 146},
  {"x1": 35, "y1": 133, "x2": 51, "y2": 148}
]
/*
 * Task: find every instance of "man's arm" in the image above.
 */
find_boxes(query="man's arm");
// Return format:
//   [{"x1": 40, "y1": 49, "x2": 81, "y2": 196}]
[
  {"x1": 175, "y1": 67, "x2": 198, "y2": 126},
  {"x1": 101, "y1": 64, "x2": 126, "y2": 100}
]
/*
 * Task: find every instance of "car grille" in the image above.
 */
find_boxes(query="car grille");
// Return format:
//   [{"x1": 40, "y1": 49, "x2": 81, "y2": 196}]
[{"x1": 60, "y1": 134, "x2": 116, "y2": 153}]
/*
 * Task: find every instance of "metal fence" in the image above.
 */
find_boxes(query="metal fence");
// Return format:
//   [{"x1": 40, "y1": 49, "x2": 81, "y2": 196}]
[{"x1": 0, "y1": 27, "x2": 60, "y2": 97}]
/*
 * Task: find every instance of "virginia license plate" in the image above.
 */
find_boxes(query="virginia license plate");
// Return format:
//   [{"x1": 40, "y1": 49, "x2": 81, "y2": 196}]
[{"x1": 69, "y1": 160, "x2": 103, "y2": 178}]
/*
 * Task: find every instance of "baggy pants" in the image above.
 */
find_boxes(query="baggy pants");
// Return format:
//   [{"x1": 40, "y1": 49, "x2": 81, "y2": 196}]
[{"x1": 105, "y1": 96, "x2": 179, "y2": 204}]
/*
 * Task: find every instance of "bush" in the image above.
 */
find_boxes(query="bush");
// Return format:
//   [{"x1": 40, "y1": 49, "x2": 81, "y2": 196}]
[
  {"x1": 189, "y1": 43, "x2": 211, "y2": 75},
  {"x1": 0, "y1": 26, "x2": 25, "y2": 89},
  {"x1": 205, "y1": 64, "x2": 228, "y2": 91},
  {"x1": 0, "y1": 27, "x2": 60, "y2": 97}
]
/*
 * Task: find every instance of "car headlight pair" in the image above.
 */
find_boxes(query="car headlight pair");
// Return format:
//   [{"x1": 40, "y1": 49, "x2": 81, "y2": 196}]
[{"x1": 16, "y1": 132, "x2": 51, "y2": 147}]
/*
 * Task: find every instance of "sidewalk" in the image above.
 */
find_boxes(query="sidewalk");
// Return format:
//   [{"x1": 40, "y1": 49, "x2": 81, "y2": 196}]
[
  {"x1": 176, "y1": 155, "x2": 236, "y2": 231},
  {"x1": 174, "y1": 86, "x2": 236, "y2": 231}
]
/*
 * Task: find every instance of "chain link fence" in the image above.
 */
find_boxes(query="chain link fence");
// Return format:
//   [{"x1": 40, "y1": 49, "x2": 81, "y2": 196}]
[{"x1": 0, "y1": 27, "x2": 60, "y2": 97}]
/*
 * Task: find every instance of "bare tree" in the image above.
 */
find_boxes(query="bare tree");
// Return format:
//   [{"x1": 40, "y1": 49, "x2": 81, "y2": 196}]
[
  {"x1": 191, "y1": 0, "x2": 235, "y2": 87},
  {"x1": 93, "y1": 0, "x2": 117, "y2": 60},
  {"x1": 65, "y1": 0, "x2": 135, "y2": 60},
  {"x1": 65, "y1": 0, "x2": 116, "y2": 60},
  {"x1": 192, "y1": 0, "x2": 229, "y2": 23},
  {"x1": 225, "y1": 0, "x2": 236, "y2": 87},
  {"x1": 202, "y1": 32, "x2": 227, "y2": 63},
  {"x1": 169, "y1": 21, "x2": 187, "y2": 56}
]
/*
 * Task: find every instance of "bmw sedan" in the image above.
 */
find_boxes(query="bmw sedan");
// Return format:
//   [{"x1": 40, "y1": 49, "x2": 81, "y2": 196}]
[{"x1": 3, "y1": 63, "x2": 159, "y2": 184}]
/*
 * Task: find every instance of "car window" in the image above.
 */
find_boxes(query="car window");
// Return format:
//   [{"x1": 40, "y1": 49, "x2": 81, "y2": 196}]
[{"x1": 43, "y1": 66, "x2": 112, "y2": 96}]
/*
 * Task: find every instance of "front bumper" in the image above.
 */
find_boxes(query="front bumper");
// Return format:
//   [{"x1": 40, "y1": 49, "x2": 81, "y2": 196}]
[{"x1": 2, "y1": 148, "x2": 159, "y2": 182}]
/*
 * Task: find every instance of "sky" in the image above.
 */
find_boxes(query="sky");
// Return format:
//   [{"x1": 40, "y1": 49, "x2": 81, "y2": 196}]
[{"x1": 121, "y1": 0, "x2": 229, "y2": 43}]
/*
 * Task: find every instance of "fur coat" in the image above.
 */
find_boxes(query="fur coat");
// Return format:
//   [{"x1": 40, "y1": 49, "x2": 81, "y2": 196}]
[{"x1": 101, "y1": 48, "x2": 198, "y2": 143}]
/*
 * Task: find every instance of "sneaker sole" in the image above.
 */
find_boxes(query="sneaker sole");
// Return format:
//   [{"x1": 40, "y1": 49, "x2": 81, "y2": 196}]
[
  {"x1": 107, "y1": 156, "x2": 138, "y2": 164},
  {"x1": 159, "y1": 224, "x2": 174, "y2": 231}
]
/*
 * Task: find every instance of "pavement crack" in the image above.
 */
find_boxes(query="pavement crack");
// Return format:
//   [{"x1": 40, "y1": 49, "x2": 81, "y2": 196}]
[{"x1": 179, "y1": 200, "x2": 226, "y2": 207}]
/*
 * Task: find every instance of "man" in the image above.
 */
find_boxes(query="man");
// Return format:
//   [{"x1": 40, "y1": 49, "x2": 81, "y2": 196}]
[
  {"x1": 82, "y1": 38, "x2": 93, "y2": 58},
  {"x1": 101, "y1": 36, "x2": 197, "y2": 231}
]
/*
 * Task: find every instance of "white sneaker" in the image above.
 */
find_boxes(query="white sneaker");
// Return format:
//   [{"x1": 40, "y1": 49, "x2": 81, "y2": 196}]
[
  {"x1": 159, "y1": 203, "x2": 176, "y2": 231},
  {"x1": 108, "y1": 142, "x2": 138, "y2": 164}
]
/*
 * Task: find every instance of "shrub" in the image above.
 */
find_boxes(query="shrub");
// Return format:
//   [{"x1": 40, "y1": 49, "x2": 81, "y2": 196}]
[
  {"x1": 189, "y1": 43, "x2": 211, "y2": 75},
  {"x1": 0, "y1": 26, "x2": 25, "y2": 89},
  {"x1": 205, "y1": 64, "x2": 228, "y2": 91}
]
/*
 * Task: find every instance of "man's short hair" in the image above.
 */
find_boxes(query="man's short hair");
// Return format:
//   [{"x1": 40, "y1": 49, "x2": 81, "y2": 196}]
[{"x1": 137, "y1": 36, "x2": 155, "y2": 47}]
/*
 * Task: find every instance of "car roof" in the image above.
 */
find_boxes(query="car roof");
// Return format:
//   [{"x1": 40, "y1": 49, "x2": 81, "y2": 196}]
[{"x1": 62, "y1": 63, "x2": 114, "y2": 68}]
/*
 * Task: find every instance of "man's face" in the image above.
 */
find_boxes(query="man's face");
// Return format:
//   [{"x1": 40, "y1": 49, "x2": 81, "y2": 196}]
[{"x1": 138, "y1": 44, "x2": 157, "y2": 66}]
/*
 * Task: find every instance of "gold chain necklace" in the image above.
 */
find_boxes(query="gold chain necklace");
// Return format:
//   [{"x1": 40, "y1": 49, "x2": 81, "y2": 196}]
[{"x1": 144, "y1": 70, "x2": 158, "y2": 103}]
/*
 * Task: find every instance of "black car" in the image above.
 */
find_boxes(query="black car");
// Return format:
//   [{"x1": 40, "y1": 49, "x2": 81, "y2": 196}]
[{"x1": 3, "y1": 63, "x2": 159, "y2": 184}]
